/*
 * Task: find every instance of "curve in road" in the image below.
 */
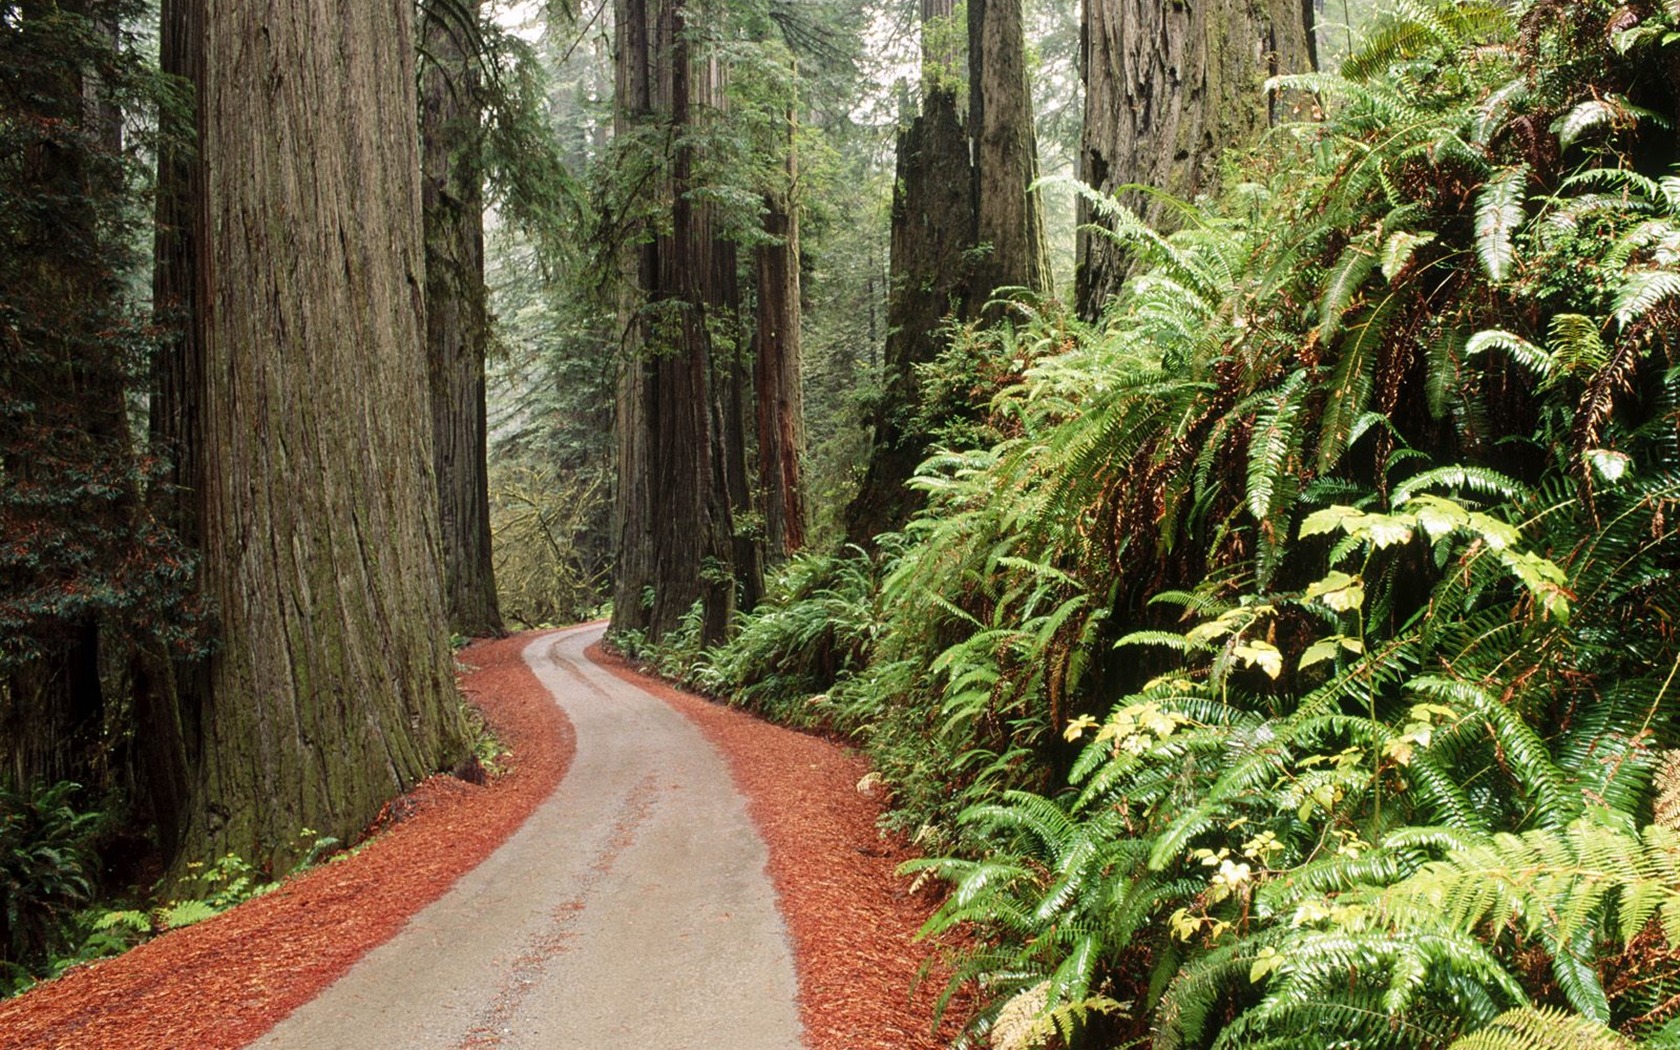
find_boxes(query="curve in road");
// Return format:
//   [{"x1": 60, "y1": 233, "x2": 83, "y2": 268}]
[{"x1": 253, "y1": 623, "x2": 804, "y2": 1050}]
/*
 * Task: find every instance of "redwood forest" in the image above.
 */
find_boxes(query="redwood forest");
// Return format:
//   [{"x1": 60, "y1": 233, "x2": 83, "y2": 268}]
[{"x1": 7, "y1": 0, "x2": 1680, "y2": 1047}]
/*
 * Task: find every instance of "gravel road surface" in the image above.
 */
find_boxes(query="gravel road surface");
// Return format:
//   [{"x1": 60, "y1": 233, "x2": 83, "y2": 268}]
[{"x1": 252, "y1": 623, "x2": 804, "y2": 1050}]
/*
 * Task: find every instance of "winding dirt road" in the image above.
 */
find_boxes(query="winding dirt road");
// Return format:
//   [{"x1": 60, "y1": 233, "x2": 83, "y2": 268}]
[
  {"x1": 253, "y1": 623, "x2": 803, "y2": 1049},
  {"x1": 1, "y1": 623, "x2": 955, "y2": 1050}
]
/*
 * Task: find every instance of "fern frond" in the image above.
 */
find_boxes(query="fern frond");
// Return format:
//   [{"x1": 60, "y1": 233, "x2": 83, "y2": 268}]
[
  {"x1": 1614, "y1": 269, "x2": 1680, "y2": 328},
  {"x1": 1466, "y1": 328, "x2": 1552, "y2": 379},
  {"x1": 1320, "y1": 233, "x2": 1382, "y2": 344},
  {"x1": 1448, "y1": 1006, "x2": 1635, "y2": 1050},
  {"x1": 1392, "y1": 465, "x2": 1527, "y2": 504},
  {"x1": 1408, "y1": 675, "x2": 1576, "y2": 825},
  {"x1": 1248, "y1": 369, "x2": 1310, "y2": 525},
  {"x1": 1554, "y1": 99, "x2": 1622, "y2": 152},
  {"x1": 1475, "y1": 165, "x2": 1529, "y2": 283}
]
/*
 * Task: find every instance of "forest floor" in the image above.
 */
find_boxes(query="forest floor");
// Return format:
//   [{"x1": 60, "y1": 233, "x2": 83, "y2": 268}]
[{"x1": 0, "y1": 623, "x2": 959, "y2": 1050}]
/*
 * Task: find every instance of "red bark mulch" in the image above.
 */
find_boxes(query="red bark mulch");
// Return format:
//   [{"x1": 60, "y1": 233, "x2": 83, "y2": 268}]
[
  {"x1": 588, "y1": 643, "x2": 964, "y2": 1050},
  {"x1": 1, "y1": 627, "x2": 963, "y2": 1050},
  {"x1": 0, "y1": 631, "x2": 573, "y2": 1050}
]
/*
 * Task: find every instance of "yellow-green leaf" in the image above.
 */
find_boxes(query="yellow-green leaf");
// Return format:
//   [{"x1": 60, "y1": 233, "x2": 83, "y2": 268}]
[
  {"x1": 1305, "y1": 571, "x2": 1365, "y2": 612},
  {"x1": 1234, "y1": 640, "x2": 1283, "y2": 679},
  {"x1": 1298, "y1": 637, "x2": 1343, "y2": 671}
]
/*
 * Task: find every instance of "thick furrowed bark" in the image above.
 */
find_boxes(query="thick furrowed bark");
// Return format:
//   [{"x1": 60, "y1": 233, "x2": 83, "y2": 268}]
[
  {"x1": 969, "y1": 0, "x2": 1053, "y2": 306},
  {"x1": 846, "y1": 0, "x2": 1050, "y2": 541},
  {"x1": 610, "y1": 0, "x2": 738, "y2": 645},
  {"x1": 151, "y1": 0, "x2": 466, "y2": 876},
  {"x1": 1075, "y1": 0, "x2": 1314, "y2": 317}
]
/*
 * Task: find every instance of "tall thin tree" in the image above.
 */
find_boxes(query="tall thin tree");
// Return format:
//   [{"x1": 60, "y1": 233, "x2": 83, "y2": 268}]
[
  {"x1": 421, "y1": 0, "x2": 504, "y2": 639},
  {"x1": 754, "y1": 94, "x2": 807, "y2": 560}
]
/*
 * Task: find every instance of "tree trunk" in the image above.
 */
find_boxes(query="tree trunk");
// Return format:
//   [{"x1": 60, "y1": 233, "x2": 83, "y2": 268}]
[
  {"x1": 143, "y1": 0, "x2": 208, "y2": 858},
  {"x1": 610, "y1": 0, "x2": 737, "y2": 645},
  {"x1": 843, "y1": 77, "x2": 971, "y2": 544},
  {"x1": 754, "y1": 118, "x2": 807, "y2": 560},
  {"x1": 609, "y1": 0, "x2": 658, "y2": 637},
  {"x1": 969, "y1": 0, "x2": 1053, "y2": 306},
  {"x1": 696, "y1": 53, "x2": 762, "y2": 616},
  {"x1": 1075, "y1": 0, "x2": 1315, "y2": 317},
  {"x1": 847, "y1": 0, "x2": 1050, "y2": 542},
  {"x1": 2, "y1": 628, "x2": 103, "y2": 792},
  {"x1": 421, "y1": 0, "x2": 503, "y2": 640},
  {"x1": 151, "y1": 0, "x2": 466, "y2": 874}
]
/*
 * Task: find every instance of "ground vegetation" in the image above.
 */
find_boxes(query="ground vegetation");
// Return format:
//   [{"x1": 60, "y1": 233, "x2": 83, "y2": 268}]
[{"x1": 685, "y1": 2, "x2": 1680, "y2": 1045}]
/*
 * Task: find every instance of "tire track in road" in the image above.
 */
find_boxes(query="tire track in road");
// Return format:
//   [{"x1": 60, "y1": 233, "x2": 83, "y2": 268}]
[{"x1": 454, "y1": 770, "x2": 658, "y2": 1050}]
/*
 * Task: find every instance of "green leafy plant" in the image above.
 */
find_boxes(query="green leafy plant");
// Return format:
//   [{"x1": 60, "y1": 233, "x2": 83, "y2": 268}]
[
  {"x1": 0, "y1": 782, "x2": 101, "y2": 994},
  {"x1": 650, "y1": 2, "x2": 1680, "y2": 1046}
]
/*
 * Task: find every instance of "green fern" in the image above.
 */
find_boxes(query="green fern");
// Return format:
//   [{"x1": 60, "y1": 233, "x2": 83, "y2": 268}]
[
  {"x1": 1476, "y1": 165, "x2": 1529, "y2": 283},
  {"x1": 1449, "y1": 1006, "x2": 1636, "y2": 1050}
]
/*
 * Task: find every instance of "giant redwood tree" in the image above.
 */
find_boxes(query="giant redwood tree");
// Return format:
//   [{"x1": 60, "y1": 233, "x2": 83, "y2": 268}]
[
  {"x1": 845, "y1": 0, "x2": 1051, "y2": 542},
  {"x1": 610, "y1": 0, "x2": 740, "y2": 644},
  {"x1": 1075, "y1": 0, "x2": 1315, "y2": 317},
  {"x1": 150, "y1": 0, "x2": 465, "y2": 872},
  {"x1": 421, "y1": 0, "x2": 504, "y2": 640}
]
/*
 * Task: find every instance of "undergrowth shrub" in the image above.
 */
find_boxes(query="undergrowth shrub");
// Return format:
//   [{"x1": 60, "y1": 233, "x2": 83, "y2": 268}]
[
  {"x1": 0, "y1": 782, "x2": 101, "y2": 995},
  {"x1": 689, "y1": 545, "x2": 885, "y2": 728},
  {"x1": 880, "y1": 1, "x2": 1680, "y2": 1045},
  {"x1": 1, "y1": 811, "x2": 338, "y2": 1000}
]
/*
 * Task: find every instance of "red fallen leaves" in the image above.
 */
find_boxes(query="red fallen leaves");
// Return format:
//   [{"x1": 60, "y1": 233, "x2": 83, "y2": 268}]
[
  {"x1": 0, "y1": 631, "x2": 574, "y2": 1050},
  {"x1": 588, "y1": 643, "x2": 964, "y2": 1050}
]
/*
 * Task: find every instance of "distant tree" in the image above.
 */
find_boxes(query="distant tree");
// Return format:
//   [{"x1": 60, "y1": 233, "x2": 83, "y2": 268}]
[
  {"x1": 150, "y1": 0, "x2": 465, "y2": 872},
  {"x1": 754, "y1": 96, "x2": 808, "y2": 560},
  {"x1": 420, "y1": 0, "x2": 504, "y2": 640},
  {"x1": 845, "y1": 0, "x2": 1050, "y2": 542},
  {"x1": 1075, "y1": 0, "x2": 1316, "y2": 317}
]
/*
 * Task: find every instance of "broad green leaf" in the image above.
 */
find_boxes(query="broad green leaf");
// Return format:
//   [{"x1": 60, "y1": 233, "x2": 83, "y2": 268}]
[
  {"x1": 1185, "y1": 620, "x2": 1233, "y2": 647},
  {"x1": 1250, "y1": 946, "x2": 1285, "y2": 983},
  {"x1": 1300, "y1": 505, "x2": 1364, "y2": 539},
  {"x1": 1305, "y1": 571, "x2": 1366, "y2": 612},
  {"x1": 1407, "y1": 494, "x2": 1471, "y2": 541},
  {"x1": 1063, "y1": 715, "x2": 1099, "y2": 742},
  {"x1": 1299, "y1": 637, "x2": 1341, "y2": 671},
  {"x1": 1360, "y1": 514, "x2": 1415, "y2": 548},
  {"x1": 1299, "y1": 634, "x2": 1365, "y2": 671}
]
